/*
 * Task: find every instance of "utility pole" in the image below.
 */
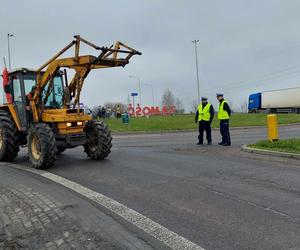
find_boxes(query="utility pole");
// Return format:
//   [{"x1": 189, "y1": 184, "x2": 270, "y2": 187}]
[
  {"x1": 129, "y1": 75, "x2": 142, "y2": 105},
  {"x1": 192, "y1": 40, "x2": 200, "y2": 104},
  {"x1": 145, "y1": 83, "x2": 155, "y2": 107},
  {"x1": 150, "y1": 85, "x2": 154, "y2": 107},
  {"x1": 7, "y1": 33, "x2": 14, "y2": 70},
  {"x1": 132, "y1": 95, "x2": 136, "y2": 117}
]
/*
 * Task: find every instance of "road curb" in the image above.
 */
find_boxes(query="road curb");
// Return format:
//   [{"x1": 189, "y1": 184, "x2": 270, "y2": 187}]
[{"x1": 241, "y1": 145, "x2": 300, "y2": 160}]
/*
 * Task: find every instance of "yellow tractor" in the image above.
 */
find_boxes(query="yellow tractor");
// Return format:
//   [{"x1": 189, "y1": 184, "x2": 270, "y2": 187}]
[{"x1": 0, "y1": 35, "x2": 141, "y2": 168}]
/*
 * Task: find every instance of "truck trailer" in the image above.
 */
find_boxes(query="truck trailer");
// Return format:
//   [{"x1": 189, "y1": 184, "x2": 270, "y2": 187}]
[{"x1": 248, "y1": 87, "x2": 300, "y2": 113}]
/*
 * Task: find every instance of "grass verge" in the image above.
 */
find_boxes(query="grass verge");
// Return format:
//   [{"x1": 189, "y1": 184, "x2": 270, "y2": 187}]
[
  {"x1": 249, "y1": 139, "x2": 300, "y2": 154},
  {"x1": 102, "y1": 113, "x2": 300, "y2": 132}
]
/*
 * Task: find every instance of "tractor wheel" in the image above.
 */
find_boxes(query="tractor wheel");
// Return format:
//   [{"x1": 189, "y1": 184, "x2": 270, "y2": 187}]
[
  {"x1": 57, "y1": 146, "x2": 66, "y2": 155},
  {"x1": 27, "y1": 123, "x2": 57, "y2": 169},
  {"x1": 84, "y1": 120, "x2": 112, "y2": 160},
  {"x1": 0, "y1": 110, "x2": 20, "y2": 161}
]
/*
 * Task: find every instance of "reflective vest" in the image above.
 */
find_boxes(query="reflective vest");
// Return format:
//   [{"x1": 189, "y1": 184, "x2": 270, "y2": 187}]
[
  {"x1": 198, "y1": 103, "x2": 211, "y2": 121},
  {"x1": 218, "y1": 100, "x2": 230, "y2": 120}
]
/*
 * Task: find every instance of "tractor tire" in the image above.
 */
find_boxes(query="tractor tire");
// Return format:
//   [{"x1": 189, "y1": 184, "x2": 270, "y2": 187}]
[
  {"x1": 84, "y1": 120, "x2": 112, "y2": 160},
  {"x1": 27, "y1": 123, "x2": 57, "y2": 169},
  {"x1": 57, "y1": 146, "x2": 66, "y2": 155},
  {"x1": 0, "y1": 110, "x2": 20, "y2": 161}
]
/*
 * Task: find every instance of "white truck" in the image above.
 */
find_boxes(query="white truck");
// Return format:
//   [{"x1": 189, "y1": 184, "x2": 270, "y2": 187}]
[{"x1": 248, "y1": 87, "x2": 300, "y2": 113}]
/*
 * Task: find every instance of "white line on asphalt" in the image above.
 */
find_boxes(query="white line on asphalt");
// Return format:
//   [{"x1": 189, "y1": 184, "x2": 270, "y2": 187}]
[{"x1": 9, "y1": 164, "x2": 205, "y2": 250}]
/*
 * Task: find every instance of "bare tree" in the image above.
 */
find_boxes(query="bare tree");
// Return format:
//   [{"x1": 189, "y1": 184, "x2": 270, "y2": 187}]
[
  {"x1": 175, "y1": 97, "x2": 185, "y2": 114},
  {"x1": 162, "y1": 88, "x2": 175, "y2": 109}
]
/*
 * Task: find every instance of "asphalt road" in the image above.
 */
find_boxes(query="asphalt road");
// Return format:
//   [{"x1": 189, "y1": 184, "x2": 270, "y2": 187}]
[{"x1": 10, "y1": 124, "x2": 300, "y2": 249}]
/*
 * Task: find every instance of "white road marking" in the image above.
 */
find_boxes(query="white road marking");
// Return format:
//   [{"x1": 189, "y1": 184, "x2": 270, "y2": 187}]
[{"x1": 9, "y1": 164, "x2": 205, "y2": 250}]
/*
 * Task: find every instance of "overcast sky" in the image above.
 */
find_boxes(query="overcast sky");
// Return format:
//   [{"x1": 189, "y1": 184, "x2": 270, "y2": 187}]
[{"x1": 1, "y1": 0, "x2": 300, "y2": 111}]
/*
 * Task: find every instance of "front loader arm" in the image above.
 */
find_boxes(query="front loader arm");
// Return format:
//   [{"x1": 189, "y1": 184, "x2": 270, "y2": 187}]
[{"x1": 31, "y1": 35, "x2": 141, "y2": 122}]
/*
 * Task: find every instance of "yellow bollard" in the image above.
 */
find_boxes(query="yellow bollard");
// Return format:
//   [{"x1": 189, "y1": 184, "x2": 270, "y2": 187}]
[{"x1": 267, "y1": 114, "x2": 279, "y2": 142}]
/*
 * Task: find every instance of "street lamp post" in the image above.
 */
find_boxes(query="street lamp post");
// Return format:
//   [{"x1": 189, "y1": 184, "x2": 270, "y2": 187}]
[
  {"x1": 132, "y1": 95, "x2": 135, "y2": 116},
  {"x1": 129, "y1": 75, "x2": 142, "y2": 105},
  {"x1": 7, "y1": 34, "x2": 14, "y2": 71},
  {"x1": 192, "y1": 39, "x2": 200, "y2": 104},
  {"x1": 145, "y1": 83, "x2": 154, "y2": 107}
]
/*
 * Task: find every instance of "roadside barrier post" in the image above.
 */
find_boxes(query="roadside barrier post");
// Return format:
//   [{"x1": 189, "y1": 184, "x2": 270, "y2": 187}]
[{"x1": 267, "y1": 114, "x2": 279, "y2": 142}]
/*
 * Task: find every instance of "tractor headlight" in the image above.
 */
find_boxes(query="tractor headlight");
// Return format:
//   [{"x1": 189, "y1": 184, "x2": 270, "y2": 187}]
[
  {"x1": 66, "y1": 122, "x2": 72, "y2": 127},
  {"x1": 77, "y1": 121, "x2": 83, "y2": 126}
]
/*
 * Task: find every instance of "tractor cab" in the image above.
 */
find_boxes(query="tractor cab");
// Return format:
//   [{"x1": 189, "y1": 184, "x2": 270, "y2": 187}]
[{"x1": 5, "y1": 68, "x2": 64, "y2": 131}]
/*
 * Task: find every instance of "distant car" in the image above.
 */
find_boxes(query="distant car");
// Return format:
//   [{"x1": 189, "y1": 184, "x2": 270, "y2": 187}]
[
  {"x1": 78, "y1": 103, "x2": 92, "y2": 115},
  {"x1": 84, "y1": 106, "x2": 92, "y2": 115}
]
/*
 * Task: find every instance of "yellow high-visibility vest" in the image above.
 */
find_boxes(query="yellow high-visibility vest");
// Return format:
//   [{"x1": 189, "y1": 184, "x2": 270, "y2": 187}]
[
  {"x1": 218, "y1": 100, "x2": 230, "y2": 120},
  {"x1": 198, "y1": 103, "x2": 211, "y2": 121}
]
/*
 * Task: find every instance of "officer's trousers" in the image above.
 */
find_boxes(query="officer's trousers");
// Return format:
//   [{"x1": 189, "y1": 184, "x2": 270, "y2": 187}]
[
  {"x1": 220, "y1": 119, "x2": 231, "y2": 144},
  {"x1": 198, "y1": 121, "x2": 212, "y2": 143}
]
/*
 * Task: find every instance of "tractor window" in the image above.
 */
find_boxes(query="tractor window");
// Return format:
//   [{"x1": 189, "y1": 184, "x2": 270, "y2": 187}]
[
  {"x1": 44, "y1": 76, "x2": 64, "y2": 108},
  {"x1": 12, "y1": 76, "x2": 22, "y2": 102},
  {"x1": 53, "y1": 76, "x2": 63, "y2": 106},
  {"x1": 23, "y1": 75, "x2": 36, "y2": 95}
]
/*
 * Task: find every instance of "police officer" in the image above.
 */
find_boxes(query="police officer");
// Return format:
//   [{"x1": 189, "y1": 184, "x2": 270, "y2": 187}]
[
  {"x1": 216, "y1": 93, "x2": 231, "y2": 146},
  {"x1": 195, "y1": 97, "x2": 214, "y2": 145}
]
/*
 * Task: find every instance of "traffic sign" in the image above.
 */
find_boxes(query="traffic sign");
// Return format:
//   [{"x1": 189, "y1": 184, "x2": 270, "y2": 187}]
[{"x1": 131, "y1": 92, "x2": 138, "y2": 97}]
